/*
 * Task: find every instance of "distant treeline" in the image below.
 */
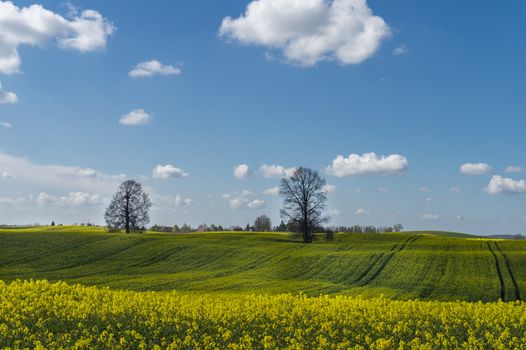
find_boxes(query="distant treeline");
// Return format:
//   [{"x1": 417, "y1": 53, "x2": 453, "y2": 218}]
[{"x1": 149, "y1": 217, "x2": 405, "y2": 235}]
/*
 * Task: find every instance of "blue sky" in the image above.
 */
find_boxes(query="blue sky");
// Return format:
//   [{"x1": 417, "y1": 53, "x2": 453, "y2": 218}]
[{"x1": 0, "y1": 0, "x2": 525, "y2": 234}]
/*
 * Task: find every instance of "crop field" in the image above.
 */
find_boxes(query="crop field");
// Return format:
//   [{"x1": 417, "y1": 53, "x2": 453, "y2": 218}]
[
  {"x1": 0, "y1": 226, "x2": 525, "y2": 302},
  {"x1": 1, "y1": 279, "x2": 525, "y2": 349},
  {"x1": 1, "y1": 227, "x2": 526, "y2": 348}
]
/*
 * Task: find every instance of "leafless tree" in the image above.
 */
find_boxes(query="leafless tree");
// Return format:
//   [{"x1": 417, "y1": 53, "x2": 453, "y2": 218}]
[
  {"x1": 279, "y1": 167, "x2": 328, "y2": 243},
  {"x1": 104, "y1": 180, "x2": 152, "y2": 233},
  {"x1": 254, "y1": 215, "x2": 272, "y2": 232}
]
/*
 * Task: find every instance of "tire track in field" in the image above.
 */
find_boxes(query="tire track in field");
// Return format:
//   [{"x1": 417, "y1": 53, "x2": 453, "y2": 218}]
[
  {"x1": 128, "y1": 246, "x2": 186, "y2": 268},
  {"x1": 0, "y1": 235, "x2": 115, "y2": 267},
  {"x1": 355, "y1": 236, "x2": 421, "y2": 286},
  {"x1": 352, "y1": 243, "x2": 399, "y2": 284},
  {"x1": 417, "y1": 241, "x2": 450, "y2": 299},
  {"x1": 494, "y1": 242, "x2": 521, "y2": 301},
  {"x1": 487, "y1": 242, "x2": 506, "y2": 301},
  {"x1": 40, "y1": 239, "x2": 149, "y2": 274}
]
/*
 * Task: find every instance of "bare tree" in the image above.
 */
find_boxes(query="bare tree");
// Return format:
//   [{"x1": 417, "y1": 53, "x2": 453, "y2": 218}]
[
  {"x1": 105, "y1": 180, "x2": 152, "y2": 233},
  {"x1": 279, "y1": 167, "x2": 328, "y2": 243},
  {"x1": 254, "y1": 215, "x2": 272, "y2": 232}
]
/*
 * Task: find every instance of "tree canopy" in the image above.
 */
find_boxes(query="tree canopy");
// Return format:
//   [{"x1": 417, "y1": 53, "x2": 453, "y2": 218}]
[
  {"x1": 104, "y1": 180, "x2": 151, "y2": 233},
  {"x1": 280, "y1": 167, "x2": 328, "y2": 243}
]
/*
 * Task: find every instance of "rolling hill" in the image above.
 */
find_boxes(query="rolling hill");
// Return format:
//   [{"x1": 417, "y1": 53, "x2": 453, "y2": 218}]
[{"x1": 0, "y1": 226, "x2": 524, "y2": 302}]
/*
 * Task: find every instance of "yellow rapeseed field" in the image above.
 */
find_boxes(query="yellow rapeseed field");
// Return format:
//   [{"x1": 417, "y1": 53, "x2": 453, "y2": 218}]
[{"x1": 0, "y1": 280, "x2": 525, "y2": 349}]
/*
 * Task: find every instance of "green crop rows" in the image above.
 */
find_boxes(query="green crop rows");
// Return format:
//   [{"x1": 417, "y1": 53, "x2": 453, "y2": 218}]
[{"x1": 0, "y1": 226, "x2": 524, "y2": 302}]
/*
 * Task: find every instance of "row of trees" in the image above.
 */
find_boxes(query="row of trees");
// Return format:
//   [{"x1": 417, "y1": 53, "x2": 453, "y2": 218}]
[
  {"x1": 150, "y1": 217, "x2": 273, "y2": 233},
  {"x1": 150, "y1": 221, "x2": 404, "y2": 235},
  {"x1": 104, "y1": 168, "x2": 403, "y2": 243}
]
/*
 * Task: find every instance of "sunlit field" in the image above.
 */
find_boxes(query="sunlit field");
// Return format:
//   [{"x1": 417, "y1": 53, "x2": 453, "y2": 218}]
[
  {"x1": 0, "y1": 226, "x2": 524, "y2": 301},
  {"x1": 1, "y1": 279, "x2": 525, "y2": 349}
]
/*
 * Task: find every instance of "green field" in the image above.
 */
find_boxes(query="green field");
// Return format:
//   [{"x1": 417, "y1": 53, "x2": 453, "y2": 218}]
[{"x1": 0, "y1": 226, "x2": 524, "y2": 302}]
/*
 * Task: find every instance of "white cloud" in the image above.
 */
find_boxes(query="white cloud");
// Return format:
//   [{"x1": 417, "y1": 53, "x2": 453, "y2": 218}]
[
  {"x1": 485, "y1": 175, "x2": 526, "y2": 195},
  {"x1": 460, "y1": 162, "x2": 491, "y2": 176},
  {"x1": 327, "y1": 209, "x2": 340, "y2": 216},
  {"x1": 262, "y1": 186, "x2": 280, "y2": 196},
  {"x1": 152, "y1": 164, "x2": 188, "y2": 179},
  {"x1": 420, "y1": 213, "x2": 439, "y2": 221},
  {"x1": 224, "y1": 190, "x2": 265, "y2": 209},
  {"x1": 0, "y1": 151, "x2": 125, "y2": 193},
  {"x1": 174, "y1": 194, "x2": 193, "y2": 207},
  {"x1": 355, "y1": 208, "x2": 370, "y2": 216},
  {"x1": 60, "y1": 192, "x2": 101, "y2": 206},
  {"x1": 392, "y1": 44, "x2": 408, "y2": 55},
  {"x1": 233, "y1": 164, "x2": 251, "y2": 179},
  {"x1": 19, "y1": 191, "x2": 101, "y2": 209},
  {"x1": 326, "y1": 152, "x2": 408, "y2": 177},
  {"x1": 75, "y1": 168, "x2": 97, "y2": 177},
  {"x1": 119, "y1": 109, "x2": 151, "y2": 126},
  {"x1": 0, "y1": 153, "x2": 125, "y2": 224},
  {"x1": 0, "y1": 82, "x2": 17, "y2": 104},
  {"x1": 1, "y1": 121, "x2": 13, "y2": 128},
  {"x1": 260, "y1": 164, "x2": 296, "y2": 179},
  {"x1": 129, "y1": 60, "x2": 181, "y2": 78},
  {"x1": 0, "y1": 1, "x2": 114, "y2": 74},
  {"x1": 322, "y1": 184, "x2": 336, "y2": 193},
  {"x1": 425, "y1": 197, "x2": 436, "y2": 203},
  {"x1": 248, "y1": 199, "x2": 265, "y2": 209},
  {"x1": 416, "y1": 186, "x2": 431, "y2": 193},
  {"x1": 35, "y1": 192, "x2": 53, "y2": 206},
  {"x1": 1, "y1": 171, "x2": 14, "y2": 178},
  {"x1": 219, "y1": 0, "x2": 390, "y2": 67},
  {"x1": 505, "y1": 166, "x2": 526, "y2": 174}
]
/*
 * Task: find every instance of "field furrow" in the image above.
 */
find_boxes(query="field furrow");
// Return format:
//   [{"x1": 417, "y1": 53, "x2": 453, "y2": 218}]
[{"x1": 494, "y1": 242, "x2": 521, "y2": 301}]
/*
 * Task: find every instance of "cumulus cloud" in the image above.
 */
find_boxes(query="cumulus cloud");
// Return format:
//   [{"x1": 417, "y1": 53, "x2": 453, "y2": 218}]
[
  {"x1": 152, "y1": 164, "x2": 188, "y2": 179},
  {"x1": 327, "y1": 209, "x2": 340, "y2": 216},
  {"x1": 392, "y1": 44, "x2": 408, "y2": 55},
  {"x1": 459, "y1": 163, "x2": 491, "y2": 176},
  {"x1": 355, "y1": 208, "x2": 370, "y2": 216},
  {"x1": 233, "y1": 164, "x2": 251, "y2": 179},
  {"x1": 0, "y1": 82, "x2": 17, "y2": 104},
  {"x1": 485, "y1": 175, "x2": 526, "y2": 195},
  {"x1": 0, "y1": 191, "x2": 101, "y2": 220},
  {"x1": 0, "y1": 1, "x2": 114, "y2": 74},
  {"x1": 326, "y1": 152, "x2": 408, "y2": 177},
  {"x1": 262, "y1": 186, "x2": 280, "y2": 196},
  {"x1": 119, "y1": 109, "x2": 151, "y2": 126},
  {"x1": 174, "y1": 194, "x2": 193, "y2": 207},
  {"x1": 219, "y1": 0, "x2": 390, "y2": 66},
  {"x1": 0, "y1": 151, "x2": 124, "y2": 193},
  {"x1": 1, "y1": 121, "x2": 13, "y2": 128},
  {"x1": 62, "y1": 192, "x2": 101, "y2": 206},
  {"x1": 223, "y1": 190, "x2": 265, "y2": 209},
  {"x1": 129, "y1": 60, "x2": 181, "y2": 78},
  {"x1": 377, "y1": 186, "x2": 389, "y2": 193},
  {"x1": 420, "y1": 213, "x2": 439, "y2": 221},
  {"x1": 259, "y1": 164, "x2": 296, "y2": 179},
  {"x1": 36, "y1": 191, "x2": 100, "y2": 207},
  {"x1": 506, "y1": 166, "x2": 526, "y2": 174},
  {"x1": 322, "y1": 184, "x2": 336, "y2": 193}
]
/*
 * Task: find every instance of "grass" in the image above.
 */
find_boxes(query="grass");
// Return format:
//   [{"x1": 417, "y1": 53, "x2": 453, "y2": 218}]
[{"x1": 0, "y1": 226, "x2": 525, "y2": 302}]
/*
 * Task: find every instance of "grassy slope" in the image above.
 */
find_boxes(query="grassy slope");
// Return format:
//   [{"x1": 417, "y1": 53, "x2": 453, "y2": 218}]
[{"x1": 0, "y1": 226, "x2": 524, "y2": 302}]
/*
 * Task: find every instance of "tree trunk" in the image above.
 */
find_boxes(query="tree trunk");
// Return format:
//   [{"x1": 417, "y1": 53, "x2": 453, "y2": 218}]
[
  {"x1": 303, "y1": 211, "x2": 309, "y2": 243},
  {"x1": 125, "y1": 195, "x2": 130, "y2": 234}
]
